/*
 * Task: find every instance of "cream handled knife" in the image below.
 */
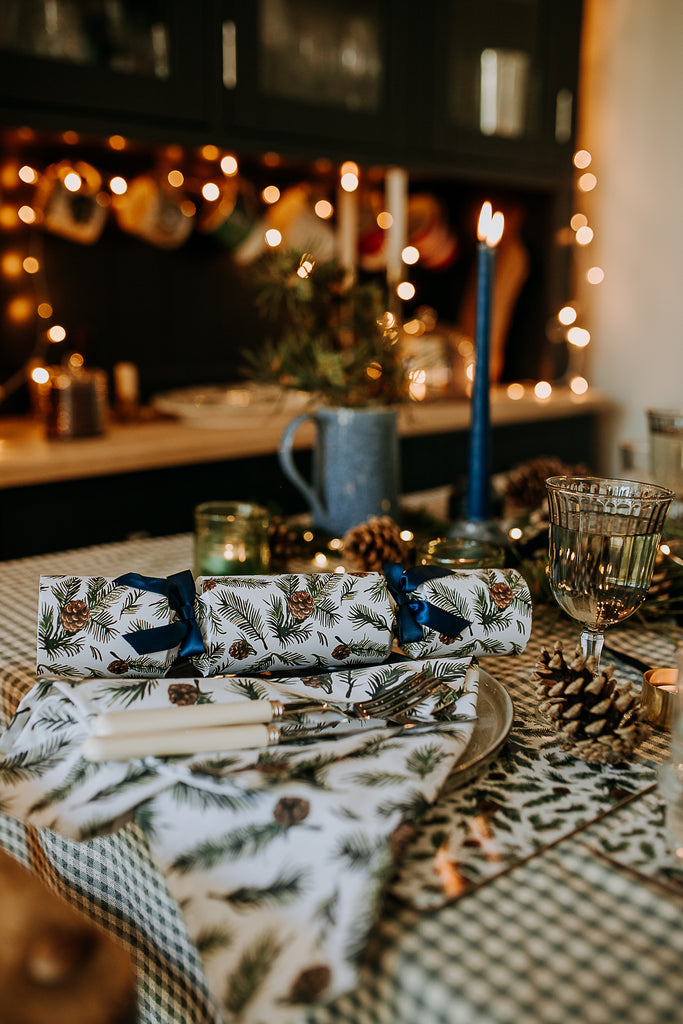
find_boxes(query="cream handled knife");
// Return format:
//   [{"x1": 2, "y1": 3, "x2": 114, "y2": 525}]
[{"x1": 93, "y1": 698, "x2": 323, "y2": 737}]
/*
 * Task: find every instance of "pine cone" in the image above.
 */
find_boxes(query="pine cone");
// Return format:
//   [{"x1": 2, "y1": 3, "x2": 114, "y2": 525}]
[
  {"x1": 490, "y1": 581, "x2": 514, "y2": 610},
  {"x1": 107, "y1": 659, "x2": 129, "y2": 675},
  {"x1": 301, "y1": 673, "x2": 333, "y2": 693},
  {"x1": 228, "y1": 639, "x2": 256, "y2": 660},
  {"x1": 273, "y1": 796, "x2": 310, "y2": 827},
  {"x1": 202, "y1": 579, "x2": 219, "y2": 592},
  {"x1": 168, "y1": 682, "x2": 198, "y2": 706},
  {"x1": 288, "y1": 590, "x2": 314, "y2": 622},
  {"x1": 503, "y1": 456, "x2": 590, "y2": 513},
  {"x1": 331, "y1": 642, "x2": 351, "y2": 661},
  {"x1": 287, "y1": 964, "x2": 332, "y2": 1003},
  {"x1": 530, "y1": 641, "x2": 648, "y2": 764},
  {"x1": 59, "y1": 599, "x2": 90, "y2": 633},
  {"x1": 269, "y1": 516, "x2": 302, "y2": 567},
  {"x1": 342, "y1": 515, "x2": 407, "y2": 572}
]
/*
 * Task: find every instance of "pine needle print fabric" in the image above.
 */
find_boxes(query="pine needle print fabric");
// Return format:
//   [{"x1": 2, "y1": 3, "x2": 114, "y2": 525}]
[
  {"x1": 0, "y1": 657, "x2": 478, "y2": 1023},
  {"x1": 36, "y1": 569, "x2": 532, "y2": 679}
]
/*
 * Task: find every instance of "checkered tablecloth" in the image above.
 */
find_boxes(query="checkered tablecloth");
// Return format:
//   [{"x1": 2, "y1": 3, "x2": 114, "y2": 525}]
[{"x1": 1, "y1": 533, "x2": 683, "y2": 1024}]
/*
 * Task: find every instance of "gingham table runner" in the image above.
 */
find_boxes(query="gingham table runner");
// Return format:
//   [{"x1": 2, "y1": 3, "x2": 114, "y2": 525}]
[{"x1": 2, "y1": 534, "x2": 683, "y2": 1024}]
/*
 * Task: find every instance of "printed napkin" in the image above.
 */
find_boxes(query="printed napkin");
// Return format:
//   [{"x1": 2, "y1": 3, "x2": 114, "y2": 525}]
[
  {"x1": 0, "y1": 657, "x2": 478, "y2": 1023},
  {"x1": 36, "y1": 567, "x2": 532, "y2": 679}
]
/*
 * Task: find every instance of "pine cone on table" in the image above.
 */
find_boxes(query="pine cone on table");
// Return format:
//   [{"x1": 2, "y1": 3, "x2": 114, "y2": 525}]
[
  {"x1": 268, "y1": 516, "x2": 302, "y2": 568},
  {"x1": 342, "y1": 515, "x2": 407, "y2": 572},
  {"x1": 530, "y1": 641, "x2": 648, "y2": 764},
  {"x1": 502, "y1": 456, "x2": 590, "y2": 514}
]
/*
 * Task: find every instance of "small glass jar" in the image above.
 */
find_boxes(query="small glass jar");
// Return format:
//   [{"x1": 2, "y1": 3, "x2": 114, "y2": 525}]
[
  {"x1": 417, "y1": 536, "x2": 505, "y2": 570},
  {"x1": 658, "y1": 647, "x2": 683, "y2": 860},
  {"x1": 194, "y1": 501, "x2": 270, "y2": 577}
]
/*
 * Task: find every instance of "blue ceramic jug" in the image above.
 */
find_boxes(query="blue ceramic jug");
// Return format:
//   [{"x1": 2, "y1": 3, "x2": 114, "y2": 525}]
[{"x1": 278, "y1": 406, "x2": 400, "y2": 536}]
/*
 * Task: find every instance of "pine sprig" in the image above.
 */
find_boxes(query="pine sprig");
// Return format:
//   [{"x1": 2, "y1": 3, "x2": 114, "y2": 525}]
[
  {"x1": 210, "y1": 869, "x2": 307, "y2": 910},
  {"x1": 100, "y1": 677, "x2": 160, "y2": 707},
  {"x1": 37, "y1": 607, "x2": 85, "y2": 658},
  {"x1": 223, "y1": 931, "x2": 283, "y2": 1017},
  {"x1": 332, "y1": 831, "x2": 385, "y2": 869},
  {"x1": 195, "y1": 926, "x2": 234, "y2": 957},
  {"x1": 51, "y1": 577, "x2": 81, "y2": 606},
  {"x1": 405, "y1": 744, "x2": 448, "y2": 778},
  {"x1": 265, "y1": 595, "x2": 313, "y2": 644},
  {"x1": 171, "y1": 822, "x2": 285, "y2": 872},
  {"x1": 348, "y1": 604, "x2": 392, "y2": 633},
  {"x1": 0, "y1": 738, "x2": 68, "y2": 783},
  {"x1": 349, "y1": 770, "x2": 410, "y2": 788},
  {"x1": 216, "y1": 591, "x2": 268, "y2": 648},
  {"x1": 310, "y1": 596, "x2": 342, "y2": 630}
]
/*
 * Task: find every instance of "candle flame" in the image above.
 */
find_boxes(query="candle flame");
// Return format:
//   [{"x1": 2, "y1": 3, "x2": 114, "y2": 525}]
[
  {"x1": 477, "y1": 202, "x2": 504, "y2": 247},
  {"x1": 477, "y1": 201, "x2": 493, "y2": 241},
  {"x1": 487, "y1": 211, "x2": 504, "y2": 247}
]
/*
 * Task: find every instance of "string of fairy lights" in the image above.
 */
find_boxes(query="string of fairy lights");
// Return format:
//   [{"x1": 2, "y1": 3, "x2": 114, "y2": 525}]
[{"x1": 0, "y1": 127, "x2": 601, "y2": 409}]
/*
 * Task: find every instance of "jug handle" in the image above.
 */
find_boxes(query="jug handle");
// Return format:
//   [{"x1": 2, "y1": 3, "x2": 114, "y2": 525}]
[{"x1": 277, "y1": 413, "x2": 327, "y2": 526}]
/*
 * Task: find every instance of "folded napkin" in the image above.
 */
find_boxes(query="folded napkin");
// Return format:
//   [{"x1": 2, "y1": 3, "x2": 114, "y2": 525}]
[
  {"x1": 0, "y1": 656, "x2": 478, "y2": 1024},
  {"x1": 37, "y1": 566, "x2": 532, "y2": 679}
]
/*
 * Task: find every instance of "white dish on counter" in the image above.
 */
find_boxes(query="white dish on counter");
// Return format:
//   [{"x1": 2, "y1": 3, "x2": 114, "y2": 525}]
[{"x1": 151, "y1": 384, "x2": 310, "y2": 428}]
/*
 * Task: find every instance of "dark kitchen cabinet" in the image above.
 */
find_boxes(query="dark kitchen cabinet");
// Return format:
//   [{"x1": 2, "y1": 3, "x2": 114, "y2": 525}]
[
  {"x1": 218, "y1": 0, "x2": 411, "y2": 162},
  {"x1": 0, "y1": 0, "x2": 213, "y2": 135},
  {"x1": 428, "y1": 0, "x2": 582, "y2": 181},
  {"x1": 0, "y1": 1, "x2": 582, "y2": 181}
]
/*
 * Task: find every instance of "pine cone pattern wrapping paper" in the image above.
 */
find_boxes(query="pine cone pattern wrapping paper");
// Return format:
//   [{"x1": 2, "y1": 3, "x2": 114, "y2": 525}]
[
  {"x1": 397, "y1": 568, "x2": 533, "y2": 660},
  {"x1": 37, "y1": 575, "x2": 180, "y2": 680},
  {"x1": 0, "y1": 657, "x2": 478, "y2": 1024},
  {"x1": 193, "y1": 571, "x2": 395, "y2": 676}
]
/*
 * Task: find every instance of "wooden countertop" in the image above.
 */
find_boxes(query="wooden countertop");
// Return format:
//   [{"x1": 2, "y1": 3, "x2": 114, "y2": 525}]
[{"x1": 0, "y1": 387, "x2": 610, "y2": 490}]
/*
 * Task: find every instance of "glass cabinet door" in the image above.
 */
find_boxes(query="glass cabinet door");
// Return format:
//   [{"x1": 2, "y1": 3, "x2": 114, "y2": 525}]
[
  {"x1": 430, "y1": 0, "x2": 580, "y2": 173},
  {"x1": 221, "y1": 0, "x2": 408, "y2": 160},
  {"x1": 0, "y1": 0, "x2": 209, "y2": 128}
]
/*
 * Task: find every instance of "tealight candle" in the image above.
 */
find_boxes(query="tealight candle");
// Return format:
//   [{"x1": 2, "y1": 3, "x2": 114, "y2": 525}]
[
  {"x1": 641, "y1": 667, "x2": 679, "y2": 728},
  {"x1": 194, "y1": 501, "x2": 270, "y2": 577}
]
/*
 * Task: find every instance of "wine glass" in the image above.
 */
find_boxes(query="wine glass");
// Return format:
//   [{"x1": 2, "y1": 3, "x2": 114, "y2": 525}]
[{"x1": 545, "y1": 476, "x2": 674, "y2": 669}]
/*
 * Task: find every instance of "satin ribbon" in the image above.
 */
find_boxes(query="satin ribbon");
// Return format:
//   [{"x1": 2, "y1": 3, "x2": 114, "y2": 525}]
[
  {"x1": 382, "y1": 563, "x2": 472, "y2": 645},
  {"x1": 113, "y1": 570, "x2": 205, "y2": 659}
]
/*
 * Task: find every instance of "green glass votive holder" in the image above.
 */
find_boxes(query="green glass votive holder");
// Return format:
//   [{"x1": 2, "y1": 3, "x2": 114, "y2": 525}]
[
  {"x1": 417, "y1": 536, "x2": 505, "y2": 570},
  {"x1": 193, "y1": 501, "x2": 271, "y2": 577}
]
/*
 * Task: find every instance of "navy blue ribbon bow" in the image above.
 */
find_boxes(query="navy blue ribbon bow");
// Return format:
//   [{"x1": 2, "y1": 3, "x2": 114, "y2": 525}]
[
  {"x1": 382, "y1": 562, "x2": 472, "y2": 645},
  {"x1": 113, "y1": 570, "x2": 205, "y2": 659}
]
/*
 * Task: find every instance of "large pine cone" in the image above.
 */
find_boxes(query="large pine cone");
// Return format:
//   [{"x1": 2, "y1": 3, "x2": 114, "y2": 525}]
[
  {"x1": 343, "y1": 515, "x2": 407, "y2": 572},
  {"x1": 59, "y1": 599, "x2": 90, "y2": 633},
  {"x1": 288, "y1": 590, "x2": 314, "y2": 622},
  {"x1": 531, "y1": 641, "x2": 648, "y2": 763}
]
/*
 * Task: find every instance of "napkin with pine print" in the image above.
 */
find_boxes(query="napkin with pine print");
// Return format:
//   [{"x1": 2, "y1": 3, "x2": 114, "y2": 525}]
[{"x1": 0, "y1": 656, "x2": 478, "y2": 1023}]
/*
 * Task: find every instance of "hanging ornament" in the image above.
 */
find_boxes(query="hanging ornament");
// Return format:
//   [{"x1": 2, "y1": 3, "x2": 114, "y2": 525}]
[{"x1": 35, "y1": 160, "x2": 107, "y2": 245}]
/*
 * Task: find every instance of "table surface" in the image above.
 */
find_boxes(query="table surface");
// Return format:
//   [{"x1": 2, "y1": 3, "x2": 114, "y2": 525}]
[{"x1": 1, "y1": 532, "x2": 682, "y2": 1024}]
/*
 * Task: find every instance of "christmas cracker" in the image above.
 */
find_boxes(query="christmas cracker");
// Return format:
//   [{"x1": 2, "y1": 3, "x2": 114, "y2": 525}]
[{"x1": 36, "y1": 566, "x2": 532, "y2": 679}]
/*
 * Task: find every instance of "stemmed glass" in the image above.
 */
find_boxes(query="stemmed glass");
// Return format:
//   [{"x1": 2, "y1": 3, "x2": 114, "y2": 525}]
[{"x1": 545, "y1": 476, "x2": 674, "y2": 669}]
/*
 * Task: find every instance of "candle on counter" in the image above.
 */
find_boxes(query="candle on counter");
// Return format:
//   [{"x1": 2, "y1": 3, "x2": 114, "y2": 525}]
[
  {"x1": 385, "y1": 166, "x2": 408, "y2": 289},
  {"x1": 466, "y1": 201, "x2": 504, "y2": 522},
  {"x1": 336, "y1": 162, "x2": 359, "y2": 285}
]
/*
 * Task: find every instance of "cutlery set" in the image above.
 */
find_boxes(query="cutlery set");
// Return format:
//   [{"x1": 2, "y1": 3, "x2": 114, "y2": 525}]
[{"x1": 82, "y1": 667, "x2": 455, "y2": 761}]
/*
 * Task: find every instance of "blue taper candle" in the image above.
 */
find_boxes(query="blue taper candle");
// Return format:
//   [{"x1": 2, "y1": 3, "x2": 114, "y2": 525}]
[{"x1": 467, "y1": 204, "x2": 502, "y2": 521}]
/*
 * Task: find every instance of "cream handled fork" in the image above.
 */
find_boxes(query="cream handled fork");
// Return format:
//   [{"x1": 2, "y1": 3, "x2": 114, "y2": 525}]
[{"x1": 83, "y1": 668, "x2": 446, "y2": 762}]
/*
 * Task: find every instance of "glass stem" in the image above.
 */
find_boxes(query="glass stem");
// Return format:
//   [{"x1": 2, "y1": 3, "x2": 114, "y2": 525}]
[{"x1": 579, "y1": 628, "x2": 604, "y2": 671}]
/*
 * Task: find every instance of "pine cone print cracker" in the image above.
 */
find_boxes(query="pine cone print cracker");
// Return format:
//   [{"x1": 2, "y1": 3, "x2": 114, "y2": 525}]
[
  {"x1": 288, "y1": 590, "x2": 314, "y2": 622},
  {"x1": 530, "y1": 641, "x2": 648, "y2": 764},
  {"x1": 59, "y1": 599, "x2": 90, "y2": 633},
  {"x1": 343, "y1": 516, "x2": 407, "y2": 571}
]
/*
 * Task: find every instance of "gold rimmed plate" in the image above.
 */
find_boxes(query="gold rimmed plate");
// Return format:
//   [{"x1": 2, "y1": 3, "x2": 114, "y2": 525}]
[{"x1": 445, "y1": 669, "x2": 514, "y2": 789}]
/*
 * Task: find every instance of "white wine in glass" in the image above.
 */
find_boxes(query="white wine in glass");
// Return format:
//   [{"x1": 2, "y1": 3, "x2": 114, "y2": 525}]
[{"x1": 545, "y1": 476, "x2": 674, "y2": 668}]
